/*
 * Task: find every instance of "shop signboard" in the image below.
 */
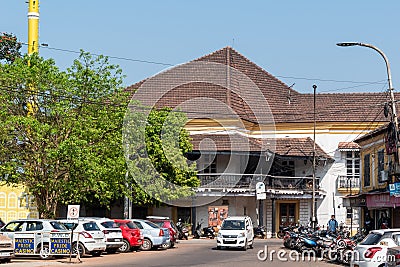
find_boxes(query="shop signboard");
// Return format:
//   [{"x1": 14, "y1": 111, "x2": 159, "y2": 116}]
[
  {"x1": 389, "y1": 182, "x2": 400, "y2": 196},
  {"x1": 366, "y1": 193, "x2": 400, "y2": 208}
]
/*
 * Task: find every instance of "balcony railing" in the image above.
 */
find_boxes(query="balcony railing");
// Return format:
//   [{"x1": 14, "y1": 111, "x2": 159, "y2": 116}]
[
  {"x1": 197, "y1": 173, "x2": 320, "y2": 191},
  {"x1": 337, "y1": 175, "x2": 360, "y2": 192}
]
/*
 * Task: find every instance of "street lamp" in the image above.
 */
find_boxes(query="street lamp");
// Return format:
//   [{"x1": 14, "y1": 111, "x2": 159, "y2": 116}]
[{"x1": 336, "y1": 42, "x2": 399, "y2": 168}]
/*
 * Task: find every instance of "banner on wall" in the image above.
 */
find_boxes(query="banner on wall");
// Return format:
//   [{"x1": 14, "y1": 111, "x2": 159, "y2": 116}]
[{"x1": 208, "y1": 206, "x2": 228, "y2": 227}]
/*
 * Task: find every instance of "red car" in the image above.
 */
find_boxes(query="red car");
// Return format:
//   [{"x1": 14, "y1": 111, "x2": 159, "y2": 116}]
[
  {"x1": 114, "y1": 219, "x2": 143, "y2": 252},
  {"x1": 146, "y1": 216, "x2": 178, "y2": 248}
]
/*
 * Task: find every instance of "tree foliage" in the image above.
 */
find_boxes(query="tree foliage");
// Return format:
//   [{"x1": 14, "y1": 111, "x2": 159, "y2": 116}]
[
  {"x1": 123, "y1": 107, "x2": 199, "y2": 206},
  {"x1": 0, "y1": 51, "x2": 127, "y2": 218},
  {"x1": 0, "y1": 50, "x2": 198, "y2": 218},
  {"x1": 0, "y1": 33, "x2": 22, "y2": 63}
]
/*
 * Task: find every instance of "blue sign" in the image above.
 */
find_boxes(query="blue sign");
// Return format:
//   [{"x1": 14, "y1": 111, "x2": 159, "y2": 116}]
[
  {"x1": 50, "y1": 233, "x2": 71, "y2": 255},
  {"x1": 14, "y1": 237, "x2": 35, "y2": 254},
  {"x1": 389, "y1": 182, "x2": 400, "y2": 196}
]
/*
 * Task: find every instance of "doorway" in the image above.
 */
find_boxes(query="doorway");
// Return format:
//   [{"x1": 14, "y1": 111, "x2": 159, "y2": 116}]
[{"x1": 279, "y1": 202, "x2": 298, "y2": 227}]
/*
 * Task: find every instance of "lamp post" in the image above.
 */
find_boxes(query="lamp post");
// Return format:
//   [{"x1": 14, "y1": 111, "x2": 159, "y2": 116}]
[{"x1": 336, "y1": 42, "x2": 400, "y2": 168}]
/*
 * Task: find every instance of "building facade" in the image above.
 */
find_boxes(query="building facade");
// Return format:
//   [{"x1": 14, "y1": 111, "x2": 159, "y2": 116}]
[{"x1": 125, "y1": 47, "x2": 390, "y2": 236}]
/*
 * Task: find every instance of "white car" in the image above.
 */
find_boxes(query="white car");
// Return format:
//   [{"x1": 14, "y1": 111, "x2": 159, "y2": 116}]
[
  {"x1": 216, "y1": 216, "x2": 254, "y2": 250},
  {"x1": 0, "y1": 219, "x2": 69, "y2": 260},
  {"x1": 80, "y1": 218, "x2": 123, "y2": 253},
  {"x1": 351, "y1": 229, "x2": 400, "y2": 267},
  {"x1": 58, "y1": 219, "x2": 106, "y2": 257}
]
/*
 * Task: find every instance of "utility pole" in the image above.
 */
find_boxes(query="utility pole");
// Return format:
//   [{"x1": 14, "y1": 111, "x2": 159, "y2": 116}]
[
  {"x1": 337, "y1": 43, "x2": 400, "y2": 176},
  {"x1": 27, "y1": 0, "x2": 40, "y2": 116},
  {"x1": 312, "y1": 84, "x2": 317, "y2": 230},
  {"x1": 28, "y1": 0, "x2": 39, "y2": 55}
]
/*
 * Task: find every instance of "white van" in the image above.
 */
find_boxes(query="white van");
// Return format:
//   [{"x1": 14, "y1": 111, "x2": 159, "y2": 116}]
[{"x1": 216, "y1": 216, "x2": 254, "y2": 250}]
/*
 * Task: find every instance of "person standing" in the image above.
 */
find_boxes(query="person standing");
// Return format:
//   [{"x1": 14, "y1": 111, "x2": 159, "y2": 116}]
[
  {"x1": 327, "y1": 214, "x2": 338, "y2": 233},
  {"x1": 378, "y1": 212, "x2": 390, "y2": 229}
]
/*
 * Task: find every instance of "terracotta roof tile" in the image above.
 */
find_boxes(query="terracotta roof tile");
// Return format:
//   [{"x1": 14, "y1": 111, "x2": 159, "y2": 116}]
[
  {"x1": 125, "y1": 47, "x2": 392, "y2": 124},
  {"x1": 190, "y1": 133, "x2": 331, "y2": 159}
]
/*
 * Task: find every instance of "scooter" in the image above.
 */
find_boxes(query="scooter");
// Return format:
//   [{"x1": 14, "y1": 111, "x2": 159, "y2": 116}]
[
  {"x1": 254, "y1": 225, "x2": 267, "y2": 239},
  {"x1": 193, "y1": 221, "x2": 216, "y2": 239},
  {"x1": 176, "y1": 219, "x2": 189, "y2": 240}
]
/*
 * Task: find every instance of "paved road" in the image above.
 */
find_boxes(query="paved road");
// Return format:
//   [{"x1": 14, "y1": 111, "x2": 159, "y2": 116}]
[{"x1": 7, "y1": 239, "x2": 339, "y2": 267}]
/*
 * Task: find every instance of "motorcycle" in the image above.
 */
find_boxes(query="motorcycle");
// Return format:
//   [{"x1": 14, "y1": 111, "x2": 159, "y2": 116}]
[
  {"x1": 193, "y1": 221, "x2": 216, "y2": 239},
  {"x1": 254, "y1": 225, "x2": 267, "y2": 239},
  {"x1": 176, "y1": 219, "x2": 189, "y2": 240}
]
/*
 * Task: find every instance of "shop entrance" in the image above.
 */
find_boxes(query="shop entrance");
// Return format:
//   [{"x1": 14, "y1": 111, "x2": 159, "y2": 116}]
[{"x1": 279, "y1": 203, "x2": 297, "y2": 226}]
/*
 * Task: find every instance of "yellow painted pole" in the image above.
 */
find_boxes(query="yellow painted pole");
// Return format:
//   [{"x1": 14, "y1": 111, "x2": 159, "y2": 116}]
[
  {"x1": 27, "y1": 0, "x2": 39, "y2": 55},
  {"x1": 27, "y1": 0, "x2": 39, "y2": 115}
]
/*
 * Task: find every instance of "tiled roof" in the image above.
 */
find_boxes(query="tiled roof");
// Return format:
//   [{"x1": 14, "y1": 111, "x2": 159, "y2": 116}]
[
  {"x1": 125, "y1": 46, "x2": 392, "y2": 124},
  {"x1": 190, "y1": 133, "x2": 331, "y2": 159},
  {"x1": 338, "y1": 142, "x2": 360, "y2": 150}
]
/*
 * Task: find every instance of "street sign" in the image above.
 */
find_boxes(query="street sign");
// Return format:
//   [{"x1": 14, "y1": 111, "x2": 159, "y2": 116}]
[
  {"x1": 256, "y1": 182, "x2": 265, "y2": 194},
  {"x1": 389, "y1": 182, "x2": 400, "y2": 196},
  {"x1": 256, "y1": 193, "x2": 266, "y2": 200},
  {"x1": 67, "y1": 205, "x2": 80, "y2": 219}
]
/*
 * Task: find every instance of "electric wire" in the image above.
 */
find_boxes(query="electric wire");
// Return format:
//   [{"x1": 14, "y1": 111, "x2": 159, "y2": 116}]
[{"x1": 20, "y1": 43, "x2": 390, "y2": 93}]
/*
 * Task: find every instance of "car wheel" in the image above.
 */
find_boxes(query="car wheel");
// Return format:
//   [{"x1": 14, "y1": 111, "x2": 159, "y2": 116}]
[
  {"x1": 242, "y1": 239, "x2": 248, "y2": 251},
  {"x1": 72, "y1": 242, "x2": 86, "y2": 257},
  {"x1": 90, "y1": 251, "x2": 102, "y2": 257},
  {"x1": 39, "y1": 243, "x2": 53, "y2": 260},
  {"x1": 140, "y1": 238, "x2": 152, "y2": 251},
  {"x1": 118, "y1": 239, "x2": 131, "y2": 253}
]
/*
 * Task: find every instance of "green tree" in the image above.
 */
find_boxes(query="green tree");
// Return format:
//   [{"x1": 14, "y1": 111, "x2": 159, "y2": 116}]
[
  {"x1": 0, "y1": 50, "x2": 199, "y2": 217},
  {"x1": 0, "y1": 33, "x2": 22, "y2": 63},
  {"x1": 123, "y1": 106, "x2": 199, "y2": 206},
  {"x1": 0, "y1": 51, "x2": 127, "y2": 218}
]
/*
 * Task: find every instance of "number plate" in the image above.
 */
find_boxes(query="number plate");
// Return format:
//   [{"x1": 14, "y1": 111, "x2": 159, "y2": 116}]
[{"x1": 0, "y1": 252, "x2": 11, "y2": 256}]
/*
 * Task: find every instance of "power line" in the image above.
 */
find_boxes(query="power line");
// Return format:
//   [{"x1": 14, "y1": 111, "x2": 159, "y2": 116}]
[
  {"x1": 22, "y1": 43, "x2": 174, "y2": 67},
  {"x1": 19, "y1": 43, "x2": 390, "y2": 88}
]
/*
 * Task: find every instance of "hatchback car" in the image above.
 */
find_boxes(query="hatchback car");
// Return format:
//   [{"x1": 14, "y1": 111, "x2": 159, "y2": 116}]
[
  {"x1": 113, "y1": 219, "x2": 143, "y2": 252},
  {"x1": 351, "y1": 228, "x2": 400, "y2": 267},
  {"x1": 146, "y1": 216, "x2": 178, "y2": 248},
  {"x1": 80, "y1": 217, "x2": 124, "y2": 254},
  {"x1": 131, "y1": 219, "x2": 170, "y2": 251},
  {"x1": 58, "y1": 219, "x2": 106, "y2": 257},
  {"x1": 0, "y1": 219, "x2": 69, "y2": 259}
]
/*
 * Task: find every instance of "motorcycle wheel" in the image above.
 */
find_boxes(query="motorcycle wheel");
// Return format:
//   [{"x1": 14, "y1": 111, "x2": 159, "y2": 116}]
[{"x1": 277, "y1": 231, "x2": 285, "y2": 239}]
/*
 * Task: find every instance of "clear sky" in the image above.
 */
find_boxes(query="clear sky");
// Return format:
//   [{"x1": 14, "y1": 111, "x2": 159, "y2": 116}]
[{"x1": 2, "y1": 0, "x2": 400, "y2": 94}]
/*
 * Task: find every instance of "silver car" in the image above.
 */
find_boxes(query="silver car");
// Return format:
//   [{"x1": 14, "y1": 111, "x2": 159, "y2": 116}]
[{"x1": 131, "y1": 219, "x2": 170, "y2": 251}]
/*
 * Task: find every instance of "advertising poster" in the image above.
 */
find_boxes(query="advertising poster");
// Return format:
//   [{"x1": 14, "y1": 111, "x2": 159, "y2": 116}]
[{"x1": 208, "y1": 206, "x2": 228, "y2": 227}]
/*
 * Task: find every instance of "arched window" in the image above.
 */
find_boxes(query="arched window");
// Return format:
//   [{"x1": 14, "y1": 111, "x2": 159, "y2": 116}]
[
  {"x1": 0, "y1": 211, "x2": 6, "y2": 222},
  {"x1": 0, "y1": 193, "x2": 6, "y2": 208},
  {"x1": 8, "y1": 193, "x2": 17, "y2": 208},
  {"x1": 7, "y1": 211, "x2": 16, "y2": 222}
]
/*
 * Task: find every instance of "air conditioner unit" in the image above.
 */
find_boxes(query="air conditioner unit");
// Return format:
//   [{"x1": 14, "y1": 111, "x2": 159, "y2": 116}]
[{"x1": 381, "y1": 170, "x2": 388, "y2": 182}]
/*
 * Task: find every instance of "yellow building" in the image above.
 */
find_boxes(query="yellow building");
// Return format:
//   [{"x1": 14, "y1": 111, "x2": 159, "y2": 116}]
[
  {"x1": 354, "y1": 124, "x2": 400, "y2": 230},
  {"x1": 0, "y1": 185, "x2": 38, "y2": 223}
]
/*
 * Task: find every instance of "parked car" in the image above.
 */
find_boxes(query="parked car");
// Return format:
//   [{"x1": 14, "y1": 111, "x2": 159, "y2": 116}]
[
  {"x1": 113, "y1": 219, "x2": 143, "y2": 252},
  {"x1": 79, "y1": 218, "x2": 124, "y2": 254},
  {"x1": 58, "y1": 219, "x2": 106, "y2": 257},
  {"x1": 146, "y1": 216, "x2": 178, "y2": 248},
  {"x1": 0, "y1": 234, "x2": 14, "y2": 263},
  {"x1": 131, "y1": 219, "x2": 170, "y2": 251},
  {"x1": 0, "y1": 219, "x2": 69, "y2": 260},
  {"x1": 351, "y1": 228, "x2": 400, "y2": 267},
  {"x1": 216, "y1": 216, "x2": 254, "y2": 250}
]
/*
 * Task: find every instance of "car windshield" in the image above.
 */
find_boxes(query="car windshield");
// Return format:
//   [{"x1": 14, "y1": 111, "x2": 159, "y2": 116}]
[
  {"x1": 101, "y1": 221, "x2": 119, "y2": 228},
  {"x1": 50, "y1": 221, "x2": 68, "y2": 230},
  {"x1": 62, "y1": 222, "x2": 78, "y2": 230},
  {"x1": 152, "y1": 221, "x2": 164, "y2": 228},
  {"x1": 125, "y1": 222, "x2": 138, "y2": 229},
  {"x1": 83, "y1": 222, "x2": 100, "y2": 231},
  {"x1": 360, "y1": 233, "x2": 383, "y2": 245},
  {"x1": 221, "y1": 220, "x2": 245, "y2": 230},
  {"x1": 146, "y1": 221, "x2": 161, "y2": 229}
]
